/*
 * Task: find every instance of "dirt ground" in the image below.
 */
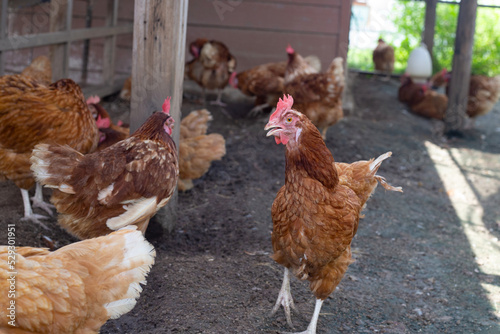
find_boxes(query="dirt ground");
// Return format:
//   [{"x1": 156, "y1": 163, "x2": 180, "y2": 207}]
[{"x1": 1, "y1": 74, "x2": 500, "y2": 334}]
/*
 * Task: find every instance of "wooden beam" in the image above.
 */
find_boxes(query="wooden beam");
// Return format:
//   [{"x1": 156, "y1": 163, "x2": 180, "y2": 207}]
[
  {"x1": 102, "y1": 0, "x2": 119, "y2": 86},
  {"x1": 423, "y1": 0, "x2": 438, "y2": 66},
  {"x1": 131, "y1": 0, "x2": 188, "y2": 232},
  {"x1": 444, "y1": 0, "x2": 477, "y2": 135},
  {"x1": 0, "y1": 0, "x2": 7, "y2": 76},
  {"x1": 50, "y1": 0, "x2": 72, "y2": 80},
  {"x1": 0, "y1": 25, "x2": 133, "y2": 51}
]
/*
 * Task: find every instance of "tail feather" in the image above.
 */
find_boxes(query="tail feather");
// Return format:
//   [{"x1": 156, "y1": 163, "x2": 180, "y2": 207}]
[
  {"x1": 59, "y1": 226, "x2": 156, "y2": 319},
  {"x1": 30, "y1": 143, "x2": 83, "y2": 193},
  {"x1": 2, "y1": 226, "x2": 156, "y2": 332},
  {"x1": 327, "y1": 57, "x2": 345, "y2": 87},
  {"x1": 100, "y1": 226, "x2": 156, "y2": 319},
  {"x1": 303, "y1": 55, "x2": 322, "y2": 73},
  {"x1": 369, "y1": 152, "x2": 403, "y2": 192},
  {"x1": 180, "y1": 109, "x2": 213, "y2": 139}
]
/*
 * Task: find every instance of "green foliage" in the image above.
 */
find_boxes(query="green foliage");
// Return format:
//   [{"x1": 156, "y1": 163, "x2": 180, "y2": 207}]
[
  {"x1": 392, "y1": 1, "x2": 500, "y2": 76},
  {"x1": 347, "y1": 2, "x2": 500, "y2": 77}
]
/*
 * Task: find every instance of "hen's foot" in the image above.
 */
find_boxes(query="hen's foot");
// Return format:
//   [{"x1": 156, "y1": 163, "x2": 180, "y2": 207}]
[
  {"x1": 209, "y1": 99, "x2": 227, "y2": 107},
  {"x1": 20, "y1": 214, "x2": 50, "y2": 230},
  {"x1": 283, "y1": 299, "x2": 324, "y2": 334},
  {"x1": 31, "y1": 197, "x2": 55, "y2": 216},
  {"x1": 248, "y1": 104, "x2": 272, "y2": 117}
]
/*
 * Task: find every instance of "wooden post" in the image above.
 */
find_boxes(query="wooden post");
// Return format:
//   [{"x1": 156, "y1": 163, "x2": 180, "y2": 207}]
[
  {"x1": 102, "y1": 0, "x2": 118, "y2": 86},
  {"x1": 423, "y1": 0, "x2": 438, "y2": 68},
  {"x1": 50, "y1": 0, "x2": 72, "y2": 80},
  {"x1": 131, "y1": 0, "x2": 188, "y2": 232},
  {"x1": 444, "y1": 0, "x2": 477, "y2": 135}
]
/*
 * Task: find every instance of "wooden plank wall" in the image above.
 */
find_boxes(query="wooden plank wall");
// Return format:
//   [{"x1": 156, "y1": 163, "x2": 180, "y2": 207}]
[
  {"x1": 186, "y1": 0, "x2": 352, "y2": 72},
  {"x1": 3, "y1": 0, "x2": 353, "y2": 87},
  {"x1": 2, "y1": 0, "x2": 134, "y2": 85}
]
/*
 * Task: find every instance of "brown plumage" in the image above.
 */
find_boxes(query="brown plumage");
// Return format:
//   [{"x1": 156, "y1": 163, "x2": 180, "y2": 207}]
[
  {"x1": 466, "y1": 74, "x2": 500, "y2": 118},
  {"x1": 0, "y1": 75, "x2": 99, "y2": 224},
  {"x1": 229, "y1": 51, "x2": 321, "y2": 116},
  {"x1": 398, "y1": 75, "x2": 426, "y2": 106},
  {"x1": 185, "y1": 39, "x2": 237, "y2": 105},
  {"x1": 372, "y1": 38, "x2": 395, "y2": 77},
  {"x1": 20, "y1": 55, "x2": 52, "y2": 84},
  {"x1": 31, "y1": 104, "x2": 179, "y2": 239},
  {"x1": 410, "y1": 88, "x2": 448, "y2": 120},
  {"x1": 398, "y1": 75, "x2": 448, "y2": 120},
  {"x1": 178, "y1": 109, "x2": 226, "y2": 191},
  {"x1": 429, "y1": 70, "x2": 500, "y2": 119},
  {"x1": 119, "y1": 76, "x2": 132, "y2": 101},
  {"x1": 265, "y1": 95, "x2": 402, "y2": 334},
  {"x1": 284, "y1": 49, "x2": 345, "y2": 139},
  {"x1": 91, "y1": 102, "x2": 130, "y2": 151},
  {"x1": 0, "y1": 226, "x2": 155, "y2": 333}
]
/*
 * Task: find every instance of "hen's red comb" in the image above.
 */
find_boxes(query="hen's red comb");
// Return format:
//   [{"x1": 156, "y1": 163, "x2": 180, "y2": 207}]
[
  {"x1": 269, "y1": 94, "x2": 294, "y2": 122},
  {"x1": 162, "y1": 97, "x2": 171, "y2": 114},
  {"x1": 86, "y1": 95, "x2": 100, "y2": 105},
  {"x1": 286, "y1": 44, "x2": 294, "y2": 54}
]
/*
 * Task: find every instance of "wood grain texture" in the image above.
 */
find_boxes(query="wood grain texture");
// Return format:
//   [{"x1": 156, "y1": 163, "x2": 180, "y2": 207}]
[
  {"x1": 131, "y1": 0, "x2": 188, "y2": 231},
  {"x1": 444, "y1": 0, "x2": 477, "y2": 133}
]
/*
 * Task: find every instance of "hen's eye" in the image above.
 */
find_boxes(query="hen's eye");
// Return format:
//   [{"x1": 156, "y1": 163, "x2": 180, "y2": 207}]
[{"x1": 286, "y1": 117, "x2": 292, "y2": 123}]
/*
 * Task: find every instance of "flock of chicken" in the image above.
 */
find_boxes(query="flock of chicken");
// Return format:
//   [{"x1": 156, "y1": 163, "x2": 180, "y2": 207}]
[
  {"x1": 0, "y1": 37, "x2": 404, "y2": 334},
  {"x1": 373, "y1": 39, "x2": 500, "y2": 122}
]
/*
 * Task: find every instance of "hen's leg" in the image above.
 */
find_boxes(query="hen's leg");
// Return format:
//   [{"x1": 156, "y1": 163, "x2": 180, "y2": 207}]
[
  {"x1": 285, "y1": 299, "x2": 324, "y2": 334},
  {"x1": 210, "y1": 89, "x2": 227, "y2": 107},
  {"x1": 320, "y1": 127, "x2": 328, "y2": 140},
  {"x1": 20, "y1": 188, "x2": 50, "y2": 229},
  {"x1": 272, "y1": 267, "x2": 297, "y2": 328},
  {"x1": 248, "y1": 103, "x2": 271, "y2": 117},
  {"x1": 31, "y1": 183, "x2": 55, "y2": 216}
]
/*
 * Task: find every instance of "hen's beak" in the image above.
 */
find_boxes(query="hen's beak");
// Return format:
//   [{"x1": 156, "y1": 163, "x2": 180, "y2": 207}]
[{"x1": 264, "y1": 121, "x2": 282, "y2": 137}]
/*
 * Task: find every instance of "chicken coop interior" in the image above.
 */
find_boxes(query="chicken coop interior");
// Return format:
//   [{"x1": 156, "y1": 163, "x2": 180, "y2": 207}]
[{"x1": 1, "y1": 0, "x2": 500, "y2": 333}]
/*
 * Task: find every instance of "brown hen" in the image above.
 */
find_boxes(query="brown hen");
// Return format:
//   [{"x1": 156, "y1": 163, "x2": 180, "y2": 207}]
[
  {"x1": 264, "y1": 95, "x2": 402, "y2": 334},
  {"x1": 373, "y1": 38, "x2": 395, "y2": 79},
  {"x1": 229, "y1": 50, "x2": 321, "y2": 116},
  {"x1": 284, "y1": 48, "x2": 345, "y2": 139},
  {"x1": 31, "y1": 98, "x2": 178, "y2": 239},
  {"x1": 185, "y1": 39, "x2": 236, "y2": 106},
  {"x1": 0, "y1": 226, "x2": 155, "y2": 333},
  {"x1": 20, "y1": 55, "x2": 52, "y2": 84},
  {"x1": 0, "y1": 75, "x2": 99, "y2": 226},
  {"x1": 178, "y1": 109, "x2": 226, "y2": 191}
]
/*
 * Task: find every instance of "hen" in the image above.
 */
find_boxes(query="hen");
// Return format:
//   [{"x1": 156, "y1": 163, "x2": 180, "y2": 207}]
[
  {"x1": 398, "y1": 74, "x2": 426, "y2": 106},
  {"x1": 178, "y1": 109, "x2": 226, "y2": 191},
  {"x1": 264, "y1": 95, "x2": 402, "y2": 334},
  {"x1": 410, "y1": 86, "x2": 448, "y2": 120},
  {"x1": 284, "y1": 47, "x2": 345, "y2": 139},
  {"x1": 20, "y1": 55, "x2": 52, "y2": 84},
  {"x1": 0, "y1": 226, "x2": 155, "y2": 333},
  {"x1": 185, "y1": 38, "x2": 237, "y2": 106},
  {"x1": 0, "y1": 75, "x2": 99, "y2": 226},
  {"x1": 30, "y1": 98, "x2": 179, "y2": 239},
  {"x1": 372, "y1": 38, "x2": 395, "y2": 79},
  {"x1": 119, "y1": 76, "x2": 132, "y2": 101},
  {"x1": 229, "y1": 50, "x2": 321, "y2": 116},
  {"x1": 429, "y1": 69, "x2": 500, "y2": 119},
  {"x1": 86, "y1": 96, "x2": 130, "y2": 150}
]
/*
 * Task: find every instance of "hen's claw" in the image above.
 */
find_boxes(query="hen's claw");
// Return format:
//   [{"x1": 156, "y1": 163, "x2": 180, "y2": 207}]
[
  {"x1": 20, "y1": 214, "x2": 51, "y2": 230},
  {"x1": 31, "y1": 196, "x2": 55, "y2": 216}
]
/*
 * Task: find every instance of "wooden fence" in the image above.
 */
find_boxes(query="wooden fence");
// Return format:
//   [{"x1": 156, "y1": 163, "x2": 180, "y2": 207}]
[{"x1": 0, "y1": 0, "x2": 133, "y2": 97}]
